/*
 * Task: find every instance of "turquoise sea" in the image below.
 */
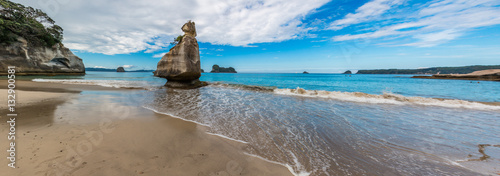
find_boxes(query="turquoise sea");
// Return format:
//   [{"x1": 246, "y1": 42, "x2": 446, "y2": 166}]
[{"x1": 32, "y1": 72, "x2": 500, "y2": 175}]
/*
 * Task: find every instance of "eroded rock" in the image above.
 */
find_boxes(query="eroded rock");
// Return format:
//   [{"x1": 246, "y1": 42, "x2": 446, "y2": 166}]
[
  {"x1": 154, "y1": 21, "x2": 203, "y2": 88},
  {"x1": 0, "y1": 38, "x2": 85, "y2": 75}
]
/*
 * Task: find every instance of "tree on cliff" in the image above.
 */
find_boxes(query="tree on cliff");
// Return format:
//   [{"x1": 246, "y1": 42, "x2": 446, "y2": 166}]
[
  {"x1": 170, "y1": 35, "x2": 183, "y2": 45},
  {"x1": 0, "y1": 0, "x2": 63, "y2": 47}
]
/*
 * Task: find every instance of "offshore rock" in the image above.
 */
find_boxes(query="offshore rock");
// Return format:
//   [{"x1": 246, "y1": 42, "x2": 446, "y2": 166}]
[
  {"x1": 154, "y1": 21, "x2": 202, "y2": 88},
  {"x1": 0, "y1": 38, "x2": 85, "y2": 75},
  {"x1": 117, "y1": 67, "x2": 125, "y2": 72}
]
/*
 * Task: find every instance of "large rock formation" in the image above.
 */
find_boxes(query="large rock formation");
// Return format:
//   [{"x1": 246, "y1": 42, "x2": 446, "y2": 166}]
[
  {"x1": 0, "y1": 38, "x2": 85, "y2": 75},
  {"x1": 154, "y1": 21, "x2": 204, "y2": 88}
]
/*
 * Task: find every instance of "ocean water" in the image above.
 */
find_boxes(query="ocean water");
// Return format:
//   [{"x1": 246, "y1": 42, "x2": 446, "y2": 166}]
[{"x1": 33, "y1": 72, "x2": 500, "y2": 175}]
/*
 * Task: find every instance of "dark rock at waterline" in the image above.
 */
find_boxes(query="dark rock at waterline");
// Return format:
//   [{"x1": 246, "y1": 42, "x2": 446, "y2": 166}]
[
  {"x1": 165, "y1": 80, "x2": 208, "y2": 89},
  {"x1": 154, "y1": 21, "x2": 203, "y2": 88},
  {"x1": 117, "y1": 67, "x2": 125, "y2": 72}
]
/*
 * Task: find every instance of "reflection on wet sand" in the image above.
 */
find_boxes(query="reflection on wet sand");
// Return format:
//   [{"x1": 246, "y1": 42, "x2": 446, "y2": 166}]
[
  {"x1": 13, "y1": 98, "x2": 69, "y2": 127},
  {"x1": 1, "y1": 89, "x2": 291, "y2": 176}
]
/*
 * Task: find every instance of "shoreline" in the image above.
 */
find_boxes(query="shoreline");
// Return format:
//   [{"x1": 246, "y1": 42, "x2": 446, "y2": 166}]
[
  {"x1": 13, "y1": 79, "x2": 500, "y2": 110},
  {"x1": 412, "y1": 69, "x2": 500, "y2": 81},
  {"x1": 0, "y1": 81, "x2": 292, "y2": 175},
  {"x1": 412, "y1": 75, "x2": 500, "y2": 81}
]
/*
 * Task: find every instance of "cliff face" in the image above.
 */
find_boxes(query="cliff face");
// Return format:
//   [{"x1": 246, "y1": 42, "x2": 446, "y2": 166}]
[
  {"x1": 154, "y1": 21, "x2": 203, "y2": 88},
  {"x1": 0, "y1": 38, "x2": 85, "y2": 75}
]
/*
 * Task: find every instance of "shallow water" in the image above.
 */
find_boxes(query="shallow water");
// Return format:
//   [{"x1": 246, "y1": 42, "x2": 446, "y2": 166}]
[
  {"x1": 142, "y1": 85, "x2": 499, "y2": 175},
  {"x1": 31, "y1": 72, "x2": 500, "y2": 175},
  {"x1": 32, "y1": 72, "x2": 500, "y2": 102}
]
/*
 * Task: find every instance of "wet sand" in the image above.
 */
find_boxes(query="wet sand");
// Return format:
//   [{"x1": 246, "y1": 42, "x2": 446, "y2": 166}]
[{"x1": 0, "y1": 81, "x2": 291, "y2": 176}]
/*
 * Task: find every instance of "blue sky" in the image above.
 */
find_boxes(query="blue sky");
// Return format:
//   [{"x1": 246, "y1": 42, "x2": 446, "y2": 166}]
[{"x1": 15, "y1": 0, "x2": 500, "y2": 73}]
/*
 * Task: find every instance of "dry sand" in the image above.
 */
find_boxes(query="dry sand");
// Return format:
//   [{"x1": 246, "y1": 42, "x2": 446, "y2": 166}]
[
  {"x1": 448, "y1": 69, "x2": 500, "y2": 76},
  {"x1": 413, "y1": 69, "x2": 500, "y2": 81},
  {"x1": 0, "y1": 81, "x2": 292, "y2": 176}
]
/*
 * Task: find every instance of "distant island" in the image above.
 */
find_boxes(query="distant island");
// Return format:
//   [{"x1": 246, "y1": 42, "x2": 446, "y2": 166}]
[
  {"x1": 86, "y1": 67, "x2": 155, "y2": 72},
  {"x1": 356, "y1": 65, "x2": 500, "y2": 74},
  {"x1": 303, "y1": 71, "x2": 309, "y2": 74},
  {"x1": 343, "y1": 70, "x2": 352, "y2": 74},
  {"x1": 211, "y1": 64, "x2": 237, "y2": 73}
]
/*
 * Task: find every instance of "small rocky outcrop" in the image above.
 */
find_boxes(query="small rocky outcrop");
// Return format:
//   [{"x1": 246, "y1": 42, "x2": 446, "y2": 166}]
[
  {"x1": 303, "y1": 71, "x2": 309, "y2": 74},
  {"x1": 117, "y1": 67, "x2": 125, "y2": 72},
  {"x1": 210, "y1": 64, "x2": 237, "y2": 73},
  {"x1": 154, "y1": 21, "x2": 204, "y2": 88},
  {"x1": 0, "y1": 38, "x2": 85, "y2": 75}
]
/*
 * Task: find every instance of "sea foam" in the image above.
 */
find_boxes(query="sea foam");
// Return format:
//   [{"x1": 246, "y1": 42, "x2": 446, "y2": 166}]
[{"x1": 274, "y1": 87, "x2": 500, "y2": 111}]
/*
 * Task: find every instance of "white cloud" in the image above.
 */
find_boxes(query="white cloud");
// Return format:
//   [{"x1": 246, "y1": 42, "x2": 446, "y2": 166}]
[
  {"x1": 92, "y1": 66, "x2": 106, "y2": 68},
  {"x1": 329, "y1": 0, "x2": 403, "y2": 30},
  {"x1": 121, "y1": 65, "x2": 136, "y2": 68},
  {"x1": 331, "y1": 0, "x2": 500, "y2": 47},
  {"x1": 403, "y1": 29, "x2": 462, "y2": 47},
  {"x1": 152, "y1": 52, "x2": 167, "y2": 58},
  {"x1": 13, "y1": 0, "x2": 329, "y2": 55}
]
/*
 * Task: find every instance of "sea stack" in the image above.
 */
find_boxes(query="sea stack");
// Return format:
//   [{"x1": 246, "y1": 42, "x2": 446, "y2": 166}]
[{"x1": 154, "y1": 20, "x2": 203, "y2": 88}]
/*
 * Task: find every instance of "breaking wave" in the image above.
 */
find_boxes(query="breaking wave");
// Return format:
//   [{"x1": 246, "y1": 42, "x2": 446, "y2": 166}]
[
  {"x1": 209, "y1": 82, "x2": 276, "y2": 91},
  {"x1": 274, "y1": 87, "x2": 500, "y2": 111},
  {"x1": 32, "y1": 78, "x2": 500, "y2": 111}
]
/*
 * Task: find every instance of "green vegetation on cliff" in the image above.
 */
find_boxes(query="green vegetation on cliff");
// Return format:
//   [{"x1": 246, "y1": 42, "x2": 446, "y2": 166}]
[
  {"x1": 170, "y1": 35, "x2": 183, "y2": 45},
  {"x1": 0, "y1": 0, "x2": 63, "y2": 47},
  {"x1": 356, "y1": 65, "x2": 500, "y2": 74},
  {"x1": 211, "y1": 64, "x2": 237, "y2": 73}
]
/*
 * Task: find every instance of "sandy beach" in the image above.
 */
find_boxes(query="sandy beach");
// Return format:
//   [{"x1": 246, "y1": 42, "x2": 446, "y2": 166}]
[{"x1": 0, "y1": 81, "x2": 291, "y2": 176}]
